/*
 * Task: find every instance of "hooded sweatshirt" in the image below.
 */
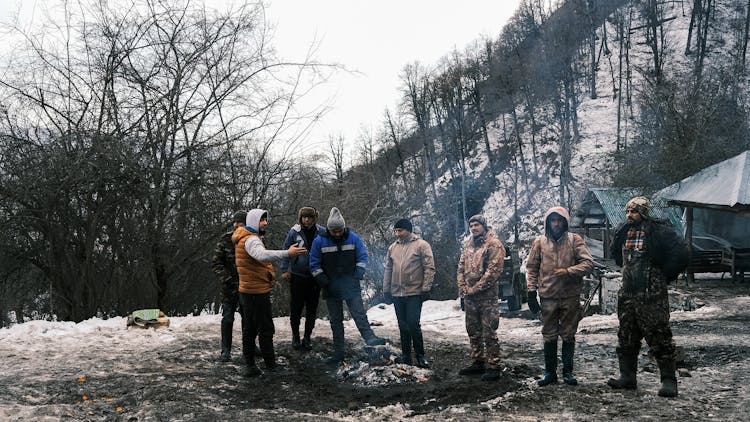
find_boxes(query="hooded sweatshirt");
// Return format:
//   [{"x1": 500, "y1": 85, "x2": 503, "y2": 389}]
[
  {"x1": 232, "y1": 208, "x2": 288, "y2": 294},
  {"x1": 525, "y1": 207, "x2": 595, "y2": 299}
]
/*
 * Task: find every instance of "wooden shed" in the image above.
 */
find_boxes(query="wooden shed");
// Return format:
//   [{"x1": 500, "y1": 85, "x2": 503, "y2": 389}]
[{"x1": 657, "y1": 150, "x2": 750, "y2": 282}]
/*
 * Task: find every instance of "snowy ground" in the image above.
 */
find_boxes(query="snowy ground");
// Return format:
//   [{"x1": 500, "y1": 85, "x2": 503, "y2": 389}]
[{"x1": 1, "y1": 278, "x2": 749, "y2": 421}]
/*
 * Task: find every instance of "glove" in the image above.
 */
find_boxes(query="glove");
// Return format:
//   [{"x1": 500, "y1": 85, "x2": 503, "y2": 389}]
[
  {"x1": 421, "y1": 290, "x2": 431, "y2": 302},
  {"x1": 383, "y1": 292, "x2": 393, "y2": 305},
  {"x1": 527, "y1": 290, "x2": 541, "y2": 315},
  {"x1": 314, "y1": 273, "x2": 331, "y2": 288}
]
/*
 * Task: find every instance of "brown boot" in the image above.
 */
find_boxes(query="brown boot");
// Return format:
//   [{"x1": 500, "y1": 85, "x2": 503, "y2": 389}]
[{"x1": 458, "y1": 360, "x2": 485, "y2": 375}]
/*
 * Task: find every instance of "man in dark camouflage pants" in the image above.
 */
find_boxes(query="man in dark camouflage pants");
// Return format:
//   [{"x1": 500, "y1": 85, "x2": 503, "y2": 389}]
[
  {"x1": 607, "y1": 197, "x2": 689, "y2": 397},
  {"x1": 457, "y1": 215, "x2": 506, "y2": 382}
]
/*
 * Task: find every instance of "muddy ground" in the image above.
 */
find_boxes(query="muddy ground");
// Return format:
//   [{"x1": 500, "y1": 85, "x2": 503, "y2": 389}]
[{"x1": 1, "y1": 278, "x2": 749, "y2": 421}]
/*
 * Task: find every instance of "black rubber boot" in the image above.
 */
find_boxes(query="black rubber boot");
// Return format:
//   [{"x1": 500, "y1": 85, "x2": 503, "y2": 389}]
[
  {"x1": 219, "y1": 323, "x2": 232, "y2": 361},
  {"x1": 415, "y1": 355, "x2": 430, "y2": 369},
  {"x1": 481, "y1": 368, "x2": 500, "y2": 381},
  {"x1": 561, "y1": 341, "x2": 578, "y2": 386},
  {"x1": 657, "y1": 359, "x2": 678, "y2": 397},
  {"x1": 244, "y1": 365, "x2": 262, "y2": 377},
  {"x1": 607, "y1": 353, "x2": 638, "y2": 389},
  {"x1": 365, "y1": 336, "x2": 387, "y2": 346},
  {"x1": 395, "y1": 354, "x2": 412, "y2": 365},
  {"x1": 326, "y1": 352, "x2": 345, "y2": 366},
  {"x1": 302, "y1": 333, "x2": 312, "y2": 351},
  {"x1": 459, "y1": 360, "x2": 485, "y2": 375},
  {"x1": 537, "y1": 341, "x2": 558, "y2": 386},
  {"x1": 292, "y1": 334, "x2": 302, "y2": 350}
]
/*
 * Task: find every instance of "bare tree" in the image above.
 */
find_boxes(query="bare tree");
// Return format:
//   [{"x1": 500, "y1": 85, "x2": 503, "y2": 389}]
[
  {"x1": 400, "y1": 62, "x2": 438, "y2": 201},
  {"x1": 328, "y1": 135, "x2": 346, "y2": 197},
  {"x1": 0, "y1": 0, "x2": 330, "y2": 320}
]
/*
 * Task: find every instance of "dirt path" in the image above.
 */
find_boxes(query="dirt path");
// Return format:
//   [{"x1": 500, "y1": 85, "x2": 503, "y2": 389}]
[{"x1": 0, "y1": 279, "x2": 748, "y2": 421}]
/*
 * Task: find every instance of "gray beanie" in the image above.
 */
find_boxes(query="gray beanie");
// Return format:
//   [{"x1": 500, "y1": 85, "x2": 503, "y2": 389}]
[{"x1": 327, "y1": 207, "x2": 346, "y2": 230}]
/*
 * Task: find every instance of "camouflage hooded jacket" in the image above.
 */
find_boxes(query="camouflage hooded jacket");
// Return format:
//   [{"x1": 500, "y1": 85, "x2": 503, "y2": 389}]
[{"x1": 457, "y1": 229, "x2": 506, "y2": 301}]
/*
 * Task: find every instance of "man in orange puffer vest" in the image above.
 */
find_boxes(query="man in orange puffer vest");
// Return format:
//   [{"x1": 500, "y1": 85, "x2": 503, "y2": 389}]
[{"x1": 233, "y1": 208, "x2": 306, "y2": 377}]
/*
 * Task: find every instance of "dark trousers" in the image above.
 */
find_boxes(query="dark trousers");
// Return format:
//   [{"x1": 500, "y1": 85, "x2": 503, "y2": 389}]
[
  {"x1": 239, "y1": 292, "x2": 275, "y2": 368},
  {"x1": 220, "y1": 299, "x2": 243, "y2": 353},
  {"x1": 393, "y1": 295, "x2": 425, "y2": 357},
  {"x1": 326, "y1": 296, "x2": 375, "y2": 357},
  {"x1": 289, "y1": 274, "x2": 321, "y2": 337}
]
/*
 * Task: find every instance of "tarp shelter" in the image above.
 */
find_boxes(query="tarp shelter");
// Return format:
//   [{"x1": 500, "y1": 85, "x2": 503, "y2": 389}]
[
  {"x1": 571, "y1": 187, "x2": 682, "y2": 260},
  {"x1": 657, "y1": 150, "x2": 750, "y2": 281}
]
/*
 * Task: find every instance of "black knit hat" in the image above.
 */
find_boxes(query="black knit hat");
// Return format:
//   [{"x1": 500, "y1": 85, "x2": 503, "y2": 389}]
[
  {"x1": 394, "y1": 218, "x2": 413, "y2": 233},
  {"x1": 231, "y1": 210, "x2": 247, "y2": 223}
]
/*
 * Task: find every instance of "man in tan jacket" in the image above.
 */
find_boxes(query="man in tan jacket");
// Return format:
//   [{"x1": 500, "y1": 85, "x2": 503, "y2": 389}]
[
  {"x1": 457, "y1": 214, "x2": 506, "y2": 381},
  {"x1": 383, "y1": 218, "x2": 435, "y2": 368},
  {"x1": 526, "y1": 206, "x2": 594, "y2": 386}
]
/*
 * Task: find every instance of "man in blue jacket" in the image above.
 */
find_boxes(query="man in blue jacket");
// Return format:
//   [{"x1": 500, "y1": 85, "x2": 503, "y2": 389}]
[
  {"x1": 310, "y1": 207, "x2": 387, "y2": 364},
  {"x1": 281, "y1": 206, "x2": 327, "y2": 351}
]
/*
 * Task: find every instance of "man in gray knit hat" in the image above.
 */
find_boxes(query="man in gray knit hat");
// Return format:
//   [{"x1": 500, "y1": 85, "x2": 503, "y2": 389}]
[{"x1": 310, "y1": 207, "x2": 387, "y2": 364}]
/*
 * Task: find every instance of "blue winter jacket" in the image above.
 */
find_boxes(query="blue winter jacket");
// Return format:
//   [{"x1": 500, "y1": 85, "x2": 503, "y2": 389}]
[
  {"x1": 309, "y1": 229, "x2": 368, "y2": 300},
  {"x1": 280, "y1": 223, "x2": 326, "y2": 277}
]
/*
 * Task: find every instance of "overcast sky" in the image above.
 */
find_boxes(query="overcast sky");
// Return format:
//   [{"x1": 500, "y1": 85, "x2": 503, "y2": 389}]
[
  {"x1": 267, "y1": 0, "x2": 522, "y2": 151},
  {"x1": 0, "y1": 0, "x2": 522, "y2": 153}
]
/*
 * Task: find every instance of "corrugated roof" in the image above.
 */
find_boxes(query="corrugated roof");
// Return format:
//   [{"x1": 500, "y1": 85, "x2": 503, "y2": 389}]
[
  {"x1": 588, "y1": 187, "x2": 683, "y2": 230},
  {"x1": 657, "y1": 150, "x2": 750, "y2": 212}
]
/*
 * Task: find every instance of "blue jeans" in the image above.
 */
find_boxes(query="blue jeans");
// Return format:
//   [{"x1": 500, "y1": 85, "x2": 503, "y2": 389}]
[
  {"x1": 393, "y1": 295, "x2": 424, "y2": 357},
  {"x1": 325, "y1": 297, "x2": 375, "y2": 357},
  {"x1": 220, "y1": 299, "x2": 243, "y2": 354}
]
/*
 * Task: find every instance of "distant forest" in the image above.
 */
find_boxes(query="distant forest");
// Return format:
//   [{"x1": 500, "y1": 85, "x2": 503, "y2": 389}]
[{"x1": 1, "y1": 0, "x2": 749, "y2": 325}]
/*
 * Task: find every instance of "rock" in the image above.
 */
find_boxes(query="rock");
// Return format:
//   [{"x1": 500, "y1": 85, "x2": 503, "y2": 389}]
[{"x1": 678, "y1": 368, "x2": 692, "y2": 377}]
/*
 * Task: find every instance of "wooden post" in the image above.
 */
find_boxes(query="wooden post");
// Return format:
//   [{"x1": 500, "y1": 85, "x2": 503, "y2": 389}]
[{"x1": 686, "y1": 207, "x2": 694, "y2": 285}]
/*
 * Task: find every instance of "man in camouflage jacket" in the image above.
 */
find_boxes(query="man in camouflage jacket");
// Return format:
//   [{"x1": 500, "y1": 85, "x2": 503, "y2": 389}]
[
  {"x1": 456, "y1": 214, "x2": 506, "y2": 382},
  {"x1": 211, "y1": 210, "x2": 247, "y2": 362}
]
